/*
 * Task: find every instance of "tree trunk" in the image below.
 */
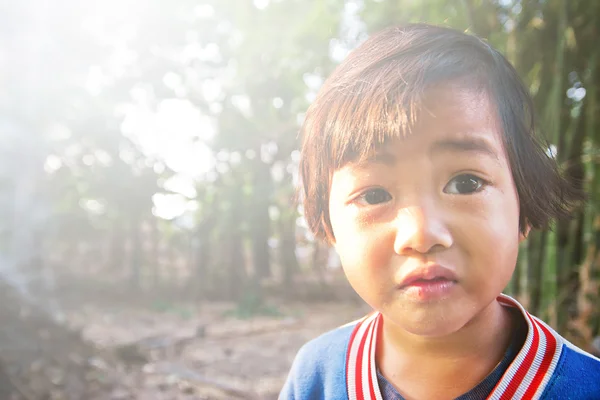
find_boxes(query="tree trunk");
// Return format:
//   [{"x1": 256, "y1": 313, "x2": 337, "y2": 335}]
[
  {"x1": 129, "y1": 215, "x2": 142, "y2": 290},
  {"x1": 226, "y1": 178, "x2": 247, "y2": 301},
  {"x1": 527, "y1": 230, "x2": 547, "y2": 316},
  {"x1": 250, "y1": 161, "x2": 272, "y2": 280},
  {"x1": 108, "y1": 222, "x2": 125, "y2": 278},
  {"x1": 194, "y1": 216, "x2": 214, "y2": 298},
  {"x1": 150, "y1": 218, "x2": 160, "y2": 288},
  {"x1": 279, "y1": 213, "x2": 300, "y2": 288}
]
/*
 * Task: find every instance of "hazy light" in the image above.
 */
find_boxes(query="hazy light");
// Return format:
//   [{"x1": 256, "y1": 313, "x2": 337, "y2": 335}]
[
  {"x1": 273, "y1": 97, "x2": 284, "y2": 109},
  {"x1": 271, "y1": 161, "x2": 284, "y2": 182},
  {"x1": 152, "y1": 193, "x2": 188, "y2": 220},
  {"x1": 129, "y1": 83, "x2": 153, "y2": 105},
  {"x1": 65, "y1": 144, "x2": 82, "y2": 160},
  {"x1": 567, "y1": 87, "x2": 586, "y2": 102},
  {"x1": 44, "y1": 155, "x2": 63, "y2": 173},
  {"x1": 193, "y1": 4, "x2": 215, "y2": 19},
  {"x1": 291, "y1": 150, "x2": 300, "y2": 163},
  {"x1": 85, "y1": 66, "x2": 106, "y2": 96},
  {"x1": 261, "y1": 141, "x2": 278, "y2": 163},
  {"x1": 82, "y1": 154, "x2": 95, "y2": 166},
  {"x1": 163, "y1": 71, "x2": 183, "y2": 92},
  {"x1": 163, "y1": 174, "x2": 197, "y2": 198},
  {"x1": 216, "y1": 21, "x2": 232, "y2": 35},
  {"x1": 253, "y1": 0, "x2": 270, "y2": 10},
  {"x1": 269, "y1": 205, "x2": 280, "y2": 220},
  {"x1": 153, "y1": 162, "x2": 165, "y2": 174},
  {"x1": 94, "y1": 149, "x2": 113, "y2": 166},
  {"x1": 231, "y1": 94, "x2": 252, "y2": 118},
  {"x1": 302, "y1": 73, "x2": 323, "y2": 90},
  {"x1": 119, "y1": 147, "x2": 136, "y2": 165},
  {"x1": 80, "y1": 198, "x2": 106, "y2": 215},
  {"x1": 187, "y1": 200, "x2": 199, "y2": 211},
  {"x1": 182, "y1": 42, "x2": 205, "y2": 64},
  {"x1": 47, "y1": 124, "x2": 72, "y2": 141},
  {"x1": 202, "y1": 79, "x2": 222, "y2": 102},
  {"x1": 209, "y1": 102, "x2": 223, "y2": 114},
  {"x1": 120, "y1": 98, "x2": 216, "y2": 180},
  {"x1": 512, "y1": 3, "x2": 523, "y2": 14},
  {"x1": 230, "y1": 151, "x2": 242, "y2": 165},
  {"x1": 329, "y1": 38, "x2": 351, "y2": 62},
  {"x1": 216, "y1": 150, "x2": 230, "y2": 162},
  {"x1": 201, "y1": 43, "x2": 222, "y2": 62},
  {"x1": 216, "y1": 162, "x2": 230, "y2": 174},
  {"x1": 164, "y1": 142, "x2": 214, "y2": 178}
]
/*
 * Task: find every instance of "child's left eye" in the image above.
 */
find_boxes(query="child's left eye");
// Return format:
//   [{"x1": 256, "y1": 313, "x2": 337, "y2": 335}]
[{"x1": 444, "y1": 174, "x2": 485, "y2": 194}]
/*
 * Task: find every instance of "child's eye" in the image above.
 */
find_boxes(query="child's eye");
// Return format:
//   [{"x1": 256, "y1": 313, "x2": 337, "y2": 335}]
[
  {"x1": 444, "y1": 174, "x2": 485, "y2": 194},
  {"x1": 356, "y1": 188, "x2": 392, "y2": 205}
]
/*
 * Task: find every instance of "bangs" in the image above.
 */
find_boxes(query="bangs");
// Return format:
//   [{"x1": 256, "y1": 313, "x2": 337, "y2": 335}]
[
  {"x1": 316, "y1": 70, "x2": 489, "y2": 170},
  {"x1": 309, "y1": 36, "x2": 494, "y2": 171},
  {"x1": 319, "y1": 65, "x2": 425, "y2": 169}
]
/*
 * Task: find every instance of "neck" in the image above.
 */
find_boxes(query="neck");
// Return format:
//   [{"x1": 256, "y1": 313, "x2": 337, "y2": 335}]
[{"x1": 377, "y1": 299, "x2": 515, "y2": 399}]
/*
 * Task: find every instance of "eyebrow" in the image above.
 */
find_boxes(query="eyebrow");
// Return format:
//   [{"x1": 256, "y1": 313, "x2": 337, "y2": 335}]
[
  {"x1": 356, "y1": 136, "x2": 499, "y2": 168},
  {"x1": 362, "y1": 151, "x2": 397, "y2": 166},
  {"x1": 430, "y1": 137, "x2": 499, "y2": 160}
]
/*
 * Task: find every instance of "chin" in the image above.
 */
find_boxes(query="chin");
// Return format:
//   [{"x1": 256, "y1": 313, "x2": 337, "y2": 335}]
[
  {"x1": 409, "y1": 324, "x2": 464, "y2": 338},
  {"x1": 390, "y1": 311, "x2": 470, "y2": 338},
  {"x1": 405, "y1": 323, "x2": 465, "y2": 338}
]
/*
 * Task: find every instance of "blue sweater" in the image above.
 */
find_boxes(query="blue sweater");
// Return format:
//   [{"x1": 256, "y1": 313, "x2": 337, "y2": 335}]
[{"x1": 280, "y1": 295, "x2": 600, "y2": 400}]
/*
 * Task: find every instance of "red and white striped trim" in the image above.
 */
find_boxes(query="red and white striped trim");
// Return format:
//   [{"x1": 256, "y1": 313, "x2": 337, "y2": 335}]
[
  {"x1": 345, "y1": 294, "x2": 564, "y2": 400},
  {"x1": 346, "y1": 312, "x2": 383, "y2": 400}
]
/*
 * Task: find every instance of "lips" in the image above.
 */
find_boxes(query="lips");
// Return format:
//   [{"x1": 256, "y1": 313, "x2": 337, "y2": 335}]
[{"x1": 398, "y1": 264, "x2": 458, "y2": 288}]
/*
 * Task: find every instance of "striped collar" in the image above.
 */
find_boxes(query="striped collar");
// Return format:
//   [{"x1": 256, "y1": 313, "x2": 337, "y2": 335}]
[{"x1": 345, "y1": 294, "x2": 564, "y2": 400}]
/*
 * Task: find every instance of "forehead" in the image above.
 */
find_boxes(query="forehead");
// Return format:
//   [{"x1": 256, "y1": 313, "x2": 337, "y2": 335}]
[
  {"x1": 418, "y1": 83, "x2": 500, "y2": 131},
  {"x1": 357, "y1": 84, "x2": 505, "y2": 164}
]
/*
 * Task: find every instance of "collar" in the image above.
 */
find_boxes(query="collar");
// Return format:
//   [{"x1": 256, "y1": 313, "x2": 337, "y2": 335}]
[{"x1": 345, "y1": 294, "x2": 564, "y2": 400}]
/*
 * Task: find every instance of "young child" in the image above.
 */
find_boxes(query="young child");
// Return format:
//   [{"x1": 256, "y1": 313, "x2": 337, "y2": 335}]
[{"x1": 280, "y1": 24, "x2": 600, "y2": 400}]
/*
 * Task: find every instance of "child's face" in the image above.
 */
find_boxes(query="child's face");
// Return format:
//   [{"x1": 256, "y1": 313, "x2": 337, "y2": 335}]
[{"x1": 328, "y1": 83, "x2": 525, "y2": 337}]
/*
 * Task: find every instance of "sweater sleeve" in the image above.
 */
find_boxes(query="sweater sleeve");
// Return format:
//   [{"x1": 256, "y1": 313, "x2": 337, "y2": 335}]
[
  {"x1": 279, "y1": 324, "x2": 356, "y2": 400},
  {"x1": 279, "y1": 341, "x2": 323, "y2": 399}
]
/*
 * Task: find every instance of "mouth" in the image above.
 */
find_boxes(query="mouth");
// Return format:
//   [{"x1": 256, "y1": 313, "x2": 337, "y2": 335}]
[
  {"x1": 398, "y1": 264, "x2": 458, "y2": 288},
  {"x1": 397, "y1": 264, "x2": 458, "y2": 300},
  {"x1": 402, "y1": 276, "x2": 454, "y2": 286}
]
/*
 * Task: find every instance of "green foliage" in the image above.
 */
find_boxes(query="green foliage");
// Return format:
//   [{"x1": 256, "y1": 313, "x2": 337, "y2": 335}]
[
  {"x1": 223, "y1": 291, "x2": 283, "y2": 320},
  {"x1": 150, "y1": 300, "x2": 194, "y2": 320}
]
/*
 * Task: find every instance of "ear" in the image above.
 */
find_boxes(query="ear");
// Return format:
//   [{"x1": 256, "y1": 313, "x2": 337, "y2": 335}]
[{"x1": 519, "y1": 225, "x2": 531, "y2": 243}]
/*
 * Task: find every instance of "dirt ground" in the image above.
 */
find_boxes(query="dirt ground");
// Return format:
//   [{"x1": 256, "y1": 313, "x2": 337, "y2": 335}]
[
  {"x1": 1, "y1": 277, "x2": 371, "y2": 400},
  {"x1": 66, "y1": 298, "x2": 370, "y2": 399},
  {"x1": 4, "y1": 276, "x2": 599, "y2": 399}
]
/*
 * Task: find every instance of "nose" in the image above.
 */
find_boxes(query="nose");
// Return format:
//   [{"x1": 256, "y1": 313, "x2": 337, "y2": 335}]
[{"x1": 393, "y1": 204, "x2": 453, "y2": 255}]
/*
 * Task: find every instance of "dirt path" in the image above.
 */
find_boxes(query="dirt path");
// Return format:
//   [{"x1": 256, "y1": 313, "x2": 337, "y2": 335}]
[{"x1": 59, "y1": 298, "x2": 371, "y2": 399}]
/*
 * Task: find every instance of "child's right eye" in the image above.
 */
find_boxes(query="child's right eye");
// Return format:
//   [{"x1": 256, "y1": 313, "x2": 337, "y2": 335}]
[{"x1": 356, "y1": 188, "x2": 392, "y2": 206}]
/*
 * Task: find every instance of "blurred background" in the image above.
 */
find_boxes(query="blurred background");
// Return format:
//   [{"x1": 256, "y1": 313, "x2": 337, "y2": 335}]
[{"x1": 0, "y1": 0, "x2": 599, "y2": 398}]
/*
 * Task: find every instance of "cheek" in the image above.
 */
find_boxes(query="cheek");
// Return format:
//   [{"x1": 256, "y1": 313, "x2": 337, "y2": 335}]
[
  {"x1": 332, "y1": 219, "x2": 396, "y2": 302},
  {"x1": 335, "y1": 235, "x2": 394, "y2": 309},
  {"x1": 456, "y1": 189, "x2": 521, "y2": 280},
  {"x1": 486, "y1": 188, "x2": 521, "y2": 245},
  {"x1": 335, "y1": 224, "x2": 393, "y2": 271}
]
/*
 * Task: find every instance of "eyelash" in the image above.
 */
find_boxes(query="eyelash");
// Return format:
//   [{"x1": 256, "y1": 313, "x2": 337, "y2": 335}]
[
  {"x1": 444, "y1": 173, "x2": 488, "y2": 195},
  {"x1": 354, "y1": 187, "x2": 391, "y2": 206},
  {"x1": 353, "y1": 174, "x2": 488, "y2": 207}
]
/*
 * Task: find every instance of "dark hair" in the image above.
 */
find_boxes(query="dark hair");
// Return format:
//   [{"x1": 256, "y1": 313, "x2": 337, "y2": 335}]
[{"x1": 299, "y1": 23, "x2": 583, "y2": 243}]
